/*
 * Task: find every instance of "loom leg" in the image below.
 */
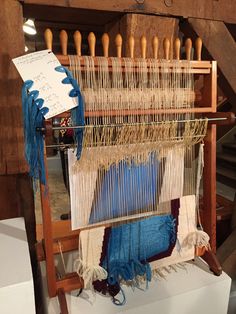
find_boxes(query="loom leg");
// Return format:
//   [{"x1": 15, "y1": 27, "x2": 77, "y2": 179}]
[
  {"x1": 202, "y1": 249, "x2": 222, "y2": 276},
  {"x1": 58, "y1": 289, "x2": 69, "y2": 314}
]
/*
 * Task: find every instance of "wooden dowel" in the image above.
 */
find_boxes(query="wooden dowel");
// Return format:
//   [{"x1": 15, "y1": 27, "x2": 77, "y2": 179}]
[
  {"x1": 152, "y1": 36, "x2": 159, "y2": 59},
  {"x1": 140, "y1": 35, "x2": 147, "y2": 59},
  {"x1": 59, "y1": 30, "x2": 68, "y2": 56},
  {"x1": 195, "y1": 37, "x2": 202, "y2": 61},
  {"x1": 115, "y1": 33, "x2": 122, "y2": 58},
  {"x1": 185, "y1": 38, "x2": 192, "y2": 61},
  {"x1": 174, "y1": 38, "x2": 181, "y2": 60},
  {"x1": 128, "y1": 35, "x2": 135, "y2": 58},
  {"x1": 44, "y1": 28, "x2": 53, "y2": 50},
  {"x1": 88, "y1": 32, "x2": 96, "y2": 57},
  {"x1": 101, "y1": 33, "x2": 109, "y2": 57},
  {"x1": 73, "y1": 30, "x2": 82, "y2": 56},
  {"x1": 163, "y1": 38, "x2": 170, "y2": 60}
]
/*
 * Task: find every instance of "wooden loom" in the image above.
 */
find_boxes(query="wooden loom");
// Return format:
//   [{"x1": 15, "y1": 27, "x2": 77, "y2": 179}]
[{"x1": 35, "y1": 29, "x2": 235, "y2": 313}]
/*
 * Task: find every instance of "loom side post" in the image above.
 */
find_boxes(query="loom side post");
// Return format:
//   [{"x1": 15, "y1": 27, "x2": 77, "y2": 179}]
[
  {"x1": 58, "y1": 288, "x2": 69, "y2": 314},
  {"x1": 40, "y1": 142, "x2": 57, "y2": 297}
]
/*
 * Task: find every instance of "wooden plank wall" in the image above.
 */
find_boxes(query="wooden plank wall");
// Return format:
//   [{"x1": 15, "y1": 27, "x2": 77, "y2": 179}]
[{"x1": 106, "y1": 14, "x2": 179, "y2": 58}]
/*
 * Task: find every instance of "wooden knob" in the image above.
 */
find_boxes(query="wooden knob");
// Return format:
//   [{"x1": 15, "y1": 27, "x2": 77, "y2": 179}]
[
  {"x1": 195, "y1": 37, "x2": 202, "y2": 61},
  {"x1": 128, "y1": 35, "x2": 135, "y2": 58},
  {"x1": 185, "y1": 38, "x2": 192, "y2": 61},
  {"x1": 102, "y1": 33, "x2": 109, "y2": 57},
  {"x1": 44, "y1": 28, "x2": 53, "y2": 50},
  {"x1": 59, "y1": 30, "x2": 68, "y2": 56},
  {"x1": 115, "y1": 33, "x2": 122, "y2": 58},
  {"x1": 140, "y1": 35, "x2": 147, "y2": 59},
  {"x1": 152, "y1": 36, "x2": 159, "y2": 59},
  {"x1": 73, "y1": 30, "x2": 82, "y2": 56},
  {"x1": 174, "y1": 38, "x2": 181, "y2": 60},
  {"x1": 88, "y1": 32, "x2": 96, "y2": 57},
  {"x1": 163, "y1": 38, "x2": 170, "y2": 60}
]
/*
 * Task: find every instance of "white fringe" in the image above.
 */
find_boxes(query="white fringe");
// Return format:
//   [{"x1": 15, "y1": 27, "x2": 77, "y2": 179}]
[{"x1": 182, "y1": 230, "x2": 210, "y2": 249}]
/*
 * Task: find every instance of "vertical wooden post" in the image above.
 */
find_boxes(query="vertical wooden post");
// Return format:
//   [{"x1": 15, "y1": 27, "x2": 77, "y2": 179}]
[
  {"x1": 203, "y1": 61, "x2": 217, "y2": 253},
  {"x1": 203, "y1": 125, "x2": 217, "y2": 252},
  {"x1": 40, "y1": 145, "x2": 57, "y2": 297}
]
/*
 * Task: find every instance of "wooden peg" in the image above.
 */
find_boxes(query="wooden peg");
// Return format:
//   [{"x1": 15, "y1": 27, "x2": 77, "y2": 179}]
[
  {"x1": 163, "y1": 38, "x2": 170, "y2": 60},
  {"x1": 44, "y1": 28, "x2": 53, "y2": 50},
  {"x1": 73, "y1": 30, "x2": 82, "y2": 56},
  {"x1": 185, "y1": 38, "x2": 192, "y2": 61},
  {"x1": 128, "y1": 35, "x2": 135, "y2": 58},
  {"x1": 152, "y1": 36, "x2": 159, "y2": 59},
  {"x1": 115, "y1": 33, "x2": 122, "y2": 58},
  {"x1": 195, "y1": 37, "x2": 202, "y2": 61},
  {"x1": 174, "y1": 38, "x2": 181, "y2": 60},
  {"x1": 102, "y1": 33, "x2": 109, "y2": 57},
  {"x1": 88, "y1": 32, "x2": 96, "y2": 57},
  {"x1": 140, "y1": 35, "x2": 147, "y2": 59},
  {"x1": 59, "y1": 30, "x2": 68, "y2": 56}
]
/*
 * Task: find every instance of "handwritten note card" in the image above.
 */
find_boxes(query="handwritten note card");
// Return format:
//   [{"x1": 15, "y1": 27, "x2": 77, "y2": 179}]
[{"x1": 13, "y1": 50, "x2": 78, "y2": 119}]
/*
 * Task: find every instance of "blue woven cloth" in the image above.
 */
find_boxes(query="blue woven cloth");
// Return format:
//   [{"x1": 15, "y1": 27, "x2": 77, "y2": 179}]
[
  {"x1": 102, "y1": 214, "x2": 176, "y2": 286},
  {"x1": 89, "y1": 153, "x2": 159, "y2": 223}
]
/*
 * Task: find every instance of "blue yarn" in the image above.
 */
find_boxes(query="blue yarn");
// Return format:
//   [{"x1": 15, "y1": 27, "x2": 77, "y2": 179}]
[
  {"x1": 21, "y1": 80, "x2": 49, "y2": 185},
  {"x1": 55, "y1": 66, "x2": 85, "y2": 160},
  {"x1": 89, "y1": 153, "x2": 159, "y2": 223},
  {"x1": 102, "y1": 214, "x2": 176, "y2": 287}
]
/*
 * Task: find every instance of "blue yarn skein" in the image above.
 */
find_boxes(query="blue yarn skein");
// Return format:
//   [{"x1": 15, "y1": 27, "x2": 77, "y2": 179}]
[{"x1": 21, "y1": 80, "x2": 49, "y2": 186}]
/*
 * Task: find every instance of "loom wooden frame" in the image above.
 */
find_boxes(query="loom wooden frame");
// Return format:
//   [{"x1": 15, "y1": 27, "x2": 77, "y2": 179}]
[{"x1": 36, "y1": 57, "x2": 223, "y2": 313}]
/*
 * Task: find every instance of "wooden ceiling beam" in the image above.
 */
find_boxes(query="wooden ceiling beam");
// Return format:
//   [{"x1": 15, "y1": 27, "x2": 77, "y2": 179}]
[
  {"x1": 20, "y1": 0, "x2": 236, "y2": 24},
  {"x1": 188, "y1": 18, "x2": 236, "y2": 105}
]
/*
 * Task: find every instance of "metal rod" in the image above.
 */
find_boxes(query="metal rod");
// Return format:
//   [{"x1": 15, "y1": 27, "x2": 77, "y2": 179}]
[{"x1": 38, "y1": 117, "x2": 230, "y2": 132}]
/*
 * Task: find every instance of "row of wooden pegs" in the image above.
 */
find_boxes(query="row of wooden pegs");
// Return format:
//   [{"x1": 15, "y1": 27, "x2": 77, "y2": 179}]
[{"x1": 44, "y1": 29, "x2": 203, "y2": 61}]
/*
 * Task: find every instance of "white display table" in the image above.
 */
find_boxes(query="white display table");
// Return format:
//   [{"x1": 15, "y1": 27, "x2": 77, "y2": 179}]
[
  {"x1": 44, "y1": 258, "x2": 231, "y2": 314},
  {"x1": 0, "y1": 218, "x2": 35, "y2": 314}
]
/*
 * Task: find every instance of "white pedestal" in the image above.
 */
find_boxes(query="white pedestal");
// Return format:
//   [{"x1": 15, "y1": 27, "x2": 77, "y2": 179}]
[
  {"x1": 45, "y1": 258, "x2": 231, "y2": 314},
  {"x1": 0, "y1": 218, "x2": 35, "y2": 314}
]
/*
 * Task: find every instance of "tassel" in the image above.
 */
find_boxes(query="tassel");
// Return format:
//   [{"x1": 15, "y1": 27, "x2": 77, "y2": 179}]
[
  {"x1": 75, "y1": 258, "x2": 107, "y2": 289},
  {"x1": 182, "y1": 230, "x2": 210, "y2": 249}
]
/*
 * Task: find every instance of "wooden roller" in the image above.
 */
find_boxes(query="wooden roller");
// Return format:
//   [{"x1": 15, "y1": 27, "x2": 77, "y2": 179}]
[
  {"x1": 128, "y1": 35, "x2": 135, "y2": 58},
  {"x1": 44, "y1": 28, "x2": 53, "y2": 50},
  {"x1": 163, "y1": 38, "x2": 170, "y2": 60},
  {"x1": 185, "y1": 38, "x2": 192, "y2": 61},
  {"x1": 152, "y1": 36, "x2": 159, "y2": 59},
  {"x1": 88, "y1": 32, "x2": 96, "y2": 57},
  {"x1": 73, "y1": 30, "x2": 82, "y2": 56},
  {"x1": 101, "y1": 33, "x2": 109, "y2": 57},
  {"x1": 140, "y1": 35, "x2": 147, "y2": 59},
  {"x1": 59, "y1": 30, "x2": 68, "y2": 56},
  {"x1": 195, "y1": 37, "x2": 202, "y2": 61},
  {"x1": 115, "y1": 34, "x2": 122, "y2": 58},
  {"x1": 174, "y1": 38, "x2": 181, "y2": 60}
]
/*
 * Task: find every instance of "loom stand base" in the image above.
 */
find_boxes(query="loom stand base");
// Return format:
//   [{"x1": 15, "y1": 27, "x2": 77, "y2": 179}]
[
  {"x1": 202, "y1": 249, "x2": 222, "y2": 276},
  {"x1": 58, "y1": 288, "x2": 69, "y2": 314}
]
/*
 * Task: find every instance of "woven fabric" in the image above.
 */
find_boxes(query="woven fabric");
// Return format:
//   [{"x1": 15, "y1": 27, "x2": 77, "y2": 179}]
[
  {"x1": 102, "y1": 212, "x2": 177, "y2": 286},
  {"x1": 89, "y1": 153, "x2": 159, "y2": 224}
]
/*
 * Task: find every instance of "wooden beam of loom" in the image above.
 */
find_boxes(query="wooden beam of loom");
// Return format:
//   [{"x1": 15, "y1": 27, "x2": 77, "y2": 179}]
[
  {"x1": 188, "y1": 19, "x2": 236, "y2": 101},
  {"x1": 20, "y1": 0, "x2": 236, "y2": 24}
]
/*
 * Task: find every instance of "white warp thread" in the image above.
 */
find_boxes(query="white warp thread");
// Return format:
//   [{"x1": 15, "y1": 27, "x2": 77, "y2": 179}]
[{"x1": 74, "y1": 226, "x2": 107, "y2": 289}]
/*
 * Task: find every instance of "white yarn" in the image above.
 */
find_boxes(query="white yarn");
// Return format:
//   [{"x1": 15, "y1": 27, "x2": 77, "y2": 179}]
[
  {"x1": 182, "y1": 230, "x2": 210, "y2": 249},
  {"x1": 74, "y1": 227, "x2": 107, "y2": 289}
]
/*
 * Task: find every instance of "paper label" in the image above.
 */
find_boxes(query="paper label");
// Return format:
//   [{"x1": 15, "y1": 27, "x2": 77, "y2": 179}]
[{"x1": 13, "y1": 50, "x2": 78, "y2": 119}]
